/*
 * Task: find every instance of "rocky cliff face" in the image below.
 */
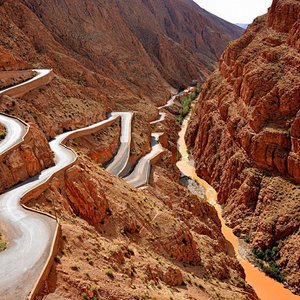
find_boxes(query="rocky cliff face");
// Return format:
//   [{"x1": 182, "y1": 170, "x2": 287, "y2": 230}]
[
  {"x1": 186, "y1": 0, "x2": 300, "y2": 292},
  {"x1": 0, "y1": 122, "x2": 54, "y2": 193},
  {"x1": 0, "y1": 0, "x2": 242, "y2": 138}
]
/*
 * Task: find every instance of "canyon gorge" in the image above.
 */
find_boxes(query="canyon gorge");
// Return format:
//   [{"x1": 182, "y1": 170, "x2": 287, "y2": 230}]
[{"x1": 0, "y1": 0, "x2": 299, "y2": 299}]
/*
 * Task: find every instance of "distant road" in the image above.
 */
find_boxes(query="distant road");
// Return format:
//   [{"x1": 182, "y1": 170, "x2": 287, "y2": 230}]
[
  {"x1": 125, "y1": 90, "x2": 188, "y2": 187},
  {"x1": 158, "y1": 94, "x2": 178, "y2": 109},
  {"x1": 158, "y1": 88, "x2": 189, "y2": 109},
  {"x1": 0, "y1": 69, "x2": 53, "y2": 97},
  {"x1": 124, "y1": 92, "x2": 181, "y2": 187},
  {"x1": 123, "y1": 132, "x2": 164, "y2": 188},
  {"x1": 150, "y1": 112, "x2": 166, "y2": 125}
]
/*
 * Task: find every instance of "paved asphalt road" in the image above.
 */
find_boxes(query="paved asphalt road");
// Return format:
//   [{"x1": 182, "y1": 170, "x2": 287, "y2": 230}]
[
  {"x1": 106, "y1": 112, "x2": 133, "y2": 177},
  {"x1": 0, "y1": 114, "x2": 27, "y2": 154},
  {"x1": 0, "y1": 71, "x2": 182, "y2": 298},
  {"x1": 123, "y1": 133, "x2": 164, "y2": 188}
]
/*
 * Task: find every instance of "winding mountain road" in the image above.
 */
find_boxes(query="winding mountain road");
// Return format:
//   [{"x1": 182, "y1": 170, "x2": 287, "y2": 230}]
[
  {"x1": 150, "y1": 112, "x2": 166, "y2": 125},
  {"x1": 0, "y1": 69, "x2": 183, "y2": 299},
  {"x1": 0, "y1": 68, "x2": 52, "y2": 155},
  {"x1": 123, "y1": 91, "x2": 187, "y2": 187},
  {"x1": 0, "y1": 114, "x2": 120, "y2": 299},
  {"x1": 0, "y1": 70, "x2": 120, "y2": 299},
  {"x1": 0, "y1": 114, "x2": 27, "y2": 154},
  {"x1": 158, "y1": 88, "x2": 190, "y2": 109}
]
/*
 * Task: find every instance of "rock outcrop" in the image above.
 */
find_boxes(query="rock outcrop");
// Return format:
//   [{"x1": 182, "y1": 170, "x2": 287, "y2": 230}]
[
  {"x1": 186, "y1": 0, "x2": 300, "y2": 292},
  {"x1": 0, "y1": 123, "x2": 54, "y2": 193}
]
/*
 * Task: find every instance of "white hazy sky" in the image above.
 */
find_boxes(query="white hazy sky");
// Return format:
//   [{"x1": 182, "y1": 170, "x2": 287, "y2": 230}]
[{"x1": 193, "y1": 0, "x2": 273, "y2": 24}]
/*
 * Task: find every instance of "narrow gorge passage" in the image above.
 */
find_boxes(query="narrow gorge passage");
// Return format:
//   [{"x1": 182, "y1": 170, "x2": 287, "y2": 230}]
[{"x1": 177, "y1": 115, "x2": 300, "y2": 300}]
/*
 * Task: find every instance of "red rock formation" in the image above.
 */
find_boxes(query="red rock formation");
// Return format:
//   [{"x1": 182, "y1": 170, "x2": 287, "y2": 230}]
[
  {"x1": 65, "y1": 164, "x2": 109, "y2": 226},
  {"x1": 0, "y1": 123, "x2": 54, "y2": 193},
  {"x1": 186, "y1": 0, "x2": 300, "y2": 292}
]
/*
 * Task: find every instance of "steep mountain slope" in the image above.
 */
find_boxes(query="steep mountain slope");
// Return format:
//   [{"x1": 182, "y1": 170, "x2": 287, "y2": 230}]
[
  {"x1": 186, "y1": 0, "x2": 300, "y2": 293},
  {"x1": 0, "y1": 0, "x2": 242, "y2": 139},
  {"x1": 28, "y1": 153, "x2": 257, "y2": 300},
  {"x1": 116, "y1": 0, "x2": 243, "y2": 87}
]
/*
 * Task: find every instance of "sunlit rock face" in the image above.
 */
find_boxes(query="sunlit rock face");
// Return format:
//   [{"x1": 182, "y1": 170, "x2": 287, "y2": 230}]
[{"x1": 186, "y1": 0, "x2": 300, "y2": 293}]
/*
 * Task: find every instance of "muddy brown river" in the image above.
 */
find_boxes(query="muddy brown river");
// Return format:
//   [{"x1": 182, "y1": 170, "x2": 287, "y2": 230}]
[{"x1": 177, "y1": 115, "x2": 299, "y2": 300}]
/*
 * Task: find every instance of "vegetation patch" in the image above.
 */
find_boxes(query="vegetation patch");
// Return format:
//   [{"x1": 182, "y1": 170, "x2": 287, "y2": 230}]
[
  {"x1": 252, "y1": 245, "x2": 285, "y2": 282},
  {"x1": 0, "y1": 234, "x2": 7, "y2": 252},
  {"x1": 0, "y1": 129, "x2": 6, "y2": 141},
  {"x1": 243, "y1": 234, "x2": 251, "y2": 243},
  {"x1": 176, "y1": 85, "x2": 201, "y2": 124}
]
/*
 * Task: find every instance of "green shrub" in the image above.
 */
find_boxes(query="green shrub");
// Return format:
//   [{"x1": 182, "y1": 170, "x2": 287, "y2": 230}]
[
  {"x1": 196, "y1": 84, "x2": 202, "y2": 94},
  {"x1": 175, "y1": 114, "x2": 184, "y2": 124},
  {"x1": 0, "y1": 240, "x2": 6, "y2": 252},
  {"x1": 105, "y1": 268, "x2": 114, "y2": 279},
  {"x1": 175, "y1": 87, "x2": 201, "y2": 124},
  {"x1": 244, "y1": 234, "x2": 251, "y2": 243},
  {"x1": 0, "y1": 234, "x2": 6, "y2": 252},
  {"x1": 0, "y1": 130, "x2": 6, "y2": 141},
  {"x1": 176, "y1": 150, "x2": 182, "y2": 161},
  {"x1": 264, "y1": 262, "x2": 285, "y2": 282},
  {"x1": 252, "y1": 246, "x2": 285, "y2": 282}
]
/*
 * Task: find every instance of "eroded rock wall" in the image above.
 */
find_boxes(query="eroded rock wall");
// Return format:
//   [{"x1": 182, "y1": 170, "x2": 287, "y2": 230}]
[
  {"x1": 186, "y1": 0, "x2": 300, "y2": 291},
  {"x1": 0, "y1": 123, "x2": 54, "y2": 193}
]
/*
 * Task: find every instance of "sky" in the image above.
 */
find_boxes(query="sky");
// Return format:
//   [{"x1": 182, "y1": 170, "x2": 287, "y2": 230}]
[{"x1": 193, "y1": 0, "x2": 273, "y2": 24}]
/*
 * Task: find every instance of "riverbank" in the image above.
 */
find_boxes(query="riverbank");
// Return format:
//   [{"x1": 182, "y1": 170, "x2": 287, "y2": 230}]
[{"x1": 176, "y1": 115, "x2": 300, "y2": 300}]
